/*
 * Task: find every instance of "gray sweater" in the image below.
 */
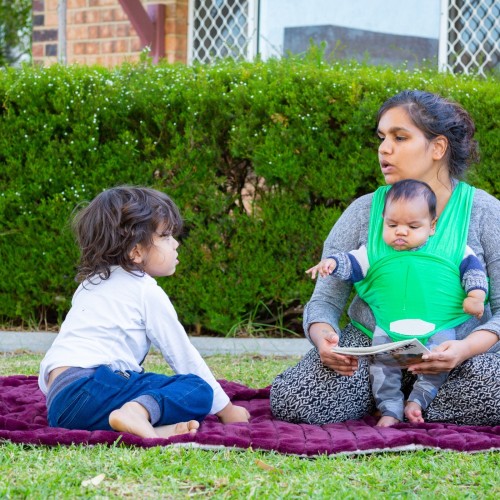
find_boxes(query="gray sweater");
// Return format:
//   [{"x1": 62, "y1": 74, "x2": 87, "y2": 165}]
[{"x1": 303, "y1": 187, "x2": 500, "y2": 352}]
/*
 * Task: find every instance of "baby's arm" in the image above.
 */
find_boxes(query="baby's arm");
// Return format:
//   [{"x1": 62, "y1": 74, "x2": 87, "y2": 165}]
[
  {"x1": 460, "y1": 246, "x2": 488, "y2": 320},
  {"x1": 463, "y1": 289, "x2": 486, "y2": 319},
  {"x1": 306, "y1": 258, "x2": 337, "y2": 279}
]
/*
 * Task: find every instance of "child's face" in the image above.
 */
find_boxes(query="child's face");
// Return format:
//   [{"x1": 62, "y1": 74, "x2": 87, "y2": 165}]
[
  {"x1": 131, "y1": 228, "x2": 180, "y2": 277},
  {"x1": 382, "y1": 197, "x2": 436, "y2": 251}
]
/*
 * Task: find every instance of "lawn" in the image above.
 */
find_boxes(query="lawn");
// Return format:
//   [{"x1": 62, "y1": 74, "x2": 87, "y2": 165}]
[{"x1": 1, "y1": 351, "x2": 499, "y2": 499}]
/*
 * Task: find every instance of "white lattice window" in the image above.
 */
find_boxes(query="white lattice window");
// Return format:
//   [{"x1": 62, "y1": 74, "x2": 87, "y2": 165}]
[
  {"x1": 439, "y1": 0, "x2": 500, "y2": 75},
  {"x1": 188, "y1": 0, "x2": 257, "y2": 64}
]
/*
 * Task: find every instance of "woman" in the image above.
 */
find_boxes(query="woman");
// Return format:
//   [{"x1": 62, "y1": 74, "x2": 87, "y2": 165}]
[{"x1": 270, "y1": 90, "x2": 500, "y2": 426}]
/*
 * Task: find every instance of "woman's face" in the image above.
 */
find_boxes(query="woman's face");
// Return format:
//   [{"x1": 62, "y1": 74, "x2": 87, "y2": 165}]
[{"x1": 377, "y1": 106, "x2": 441, "y2": 186}]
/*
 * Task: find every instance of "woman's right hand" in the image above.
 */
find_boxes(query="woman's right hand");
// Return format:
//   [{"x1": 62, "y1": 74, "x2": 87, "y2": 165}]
[{"x1": 309, "y1": 323, "x2": 358, "y2": 375}]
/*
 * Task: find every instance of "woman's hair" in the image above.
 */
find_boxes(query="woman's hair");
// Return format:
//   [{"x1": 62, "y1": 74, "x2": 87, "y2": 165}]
[
  {"x1": 384, "y1": 179, "x2": 437, "y2": 220},
  {"x1": 72, "y1": 186, "x2": 182, "y2": 282},
  {"x1": 377, "y1": 90, "x2": 479, "y2": 178}
]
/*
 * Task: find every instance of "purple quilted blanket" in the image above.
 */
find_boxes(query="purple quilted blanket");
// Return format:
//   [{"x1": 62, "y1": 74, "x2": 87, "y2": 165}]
[{"x1": 1, "y1": 375, "x2": 499, "y2": 455}]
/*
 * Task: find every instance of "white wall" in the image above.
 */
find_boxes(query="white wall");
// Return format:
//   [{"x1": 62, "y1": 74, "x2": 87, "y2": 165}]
[{"x1": 257, "y1": 0, "x2": 441, "y2": 59}]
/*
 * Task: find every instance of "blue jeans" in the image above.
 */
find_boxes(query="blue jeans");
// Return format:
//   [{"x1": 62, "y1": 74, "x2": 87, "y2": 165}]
[{"x1": 47, "y1": 365, "x2": 213, "y2": 431}]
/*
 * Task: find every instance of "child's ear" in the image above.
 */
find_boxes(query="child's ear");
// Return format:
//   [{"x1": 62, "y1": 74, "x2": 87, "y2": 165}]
[
  {"x1": 129, "y1": 244, "x2": 144, "y2": 264},
  {"x1": 430, "y1": 217, "x2": 438, "y2": 235}
]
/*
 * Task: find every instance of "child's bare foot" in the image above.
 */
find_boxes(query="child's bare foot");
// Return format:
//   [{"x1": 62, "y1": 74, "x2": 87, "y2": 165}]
[
  {"x1": 155, "y1": 420, "x2": 199, "y2": 438},
  {"x1": 109, "y1": 402, "x2": 158, "y2": 438},
  {"x1": 109, "y1": 402, "x2": 199, "y2": 439},
  {"x1": 405, "y1": 401, "x2": 424, "y2": 423},
  {"x1": 376, "y1": 415, "x2": 400, "y2": 427}
]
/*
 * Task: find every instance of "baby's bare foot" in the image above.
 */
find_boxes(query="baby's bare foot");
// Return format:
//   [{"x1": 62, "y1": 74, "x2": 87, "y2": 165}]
[
  {"x1": 405, "y1": 401, "x2": 424, "y2": 423},
  {"x1": 155, "y1": 420, "x2": 199, "y2": 439},
  {"x1": 109, "y1": 402, "x2": 158, "y2": 438},
  {"x1": 376, "y1": 415, "x2": 400, "y2": 427}
]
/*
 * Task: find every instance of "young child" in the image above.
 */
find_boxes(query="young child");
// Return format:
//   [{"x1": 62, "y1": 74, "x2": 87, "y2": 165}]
[
  {"x1": 306, "y1": 179, "x2": 487, "y2": 426},
  {"x1": 39, "y1": 186, "x2": 249, "y2": 439}
]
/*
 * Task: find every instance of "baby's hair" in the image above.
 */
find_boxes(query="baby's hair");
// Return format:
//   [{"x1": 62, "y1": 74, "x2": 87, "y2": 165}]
[
  {"x1": 72, "y1": 186, "x2": 182, "y2": 282},
  {"x1": 383, "y1": 179, "x2": 437, "y2": 220}
]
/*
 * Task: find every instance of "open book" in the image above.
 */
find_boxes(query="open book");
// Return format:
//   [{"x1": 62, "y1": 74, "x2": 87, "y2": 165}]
[{"x1": 331, "y1": 338, "x2": 430, "y2": 368}]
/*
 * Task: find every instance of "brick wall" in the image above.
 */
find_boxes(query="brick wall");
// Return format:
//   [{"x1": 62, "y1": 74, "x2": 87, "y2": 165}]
[{"x1": 32, "y1": 0, "x2": 189, "y2": 66}]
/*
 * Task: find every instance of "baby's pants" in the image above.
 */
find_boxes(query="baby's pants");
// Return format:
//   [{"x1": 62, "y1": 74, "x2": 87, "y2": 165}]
[
  {"x1": 47, "y1": 365, "x2": 213, "y2": 431},
  {"x1": 370, "y1": 327, "x2": 455, "y2": 421}
]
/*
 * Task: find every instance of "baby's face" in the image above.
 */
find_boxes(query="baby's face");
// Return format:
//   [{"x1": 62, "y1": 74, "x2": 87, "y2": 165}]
[{"x1": 382, "y1": 197, "x2": 436, "y2": 251}]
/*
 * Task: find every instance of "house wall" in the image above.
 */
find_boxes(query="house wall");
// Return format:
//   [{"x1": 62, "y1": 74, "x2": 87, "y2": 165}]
[
  {"x1": 32, "y1": 0, "x2": 189, "y2": 66},
  {"x1": 31, "y1": 0, "x2": 442, "y2": 68},
  {"x1": 258, "y1": 0, "x2": 441, "y2": 66}
]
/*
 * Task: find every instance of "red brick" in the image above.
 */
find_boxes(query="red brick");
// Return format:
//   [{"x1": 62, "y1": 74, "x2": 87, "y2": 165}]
[
  {"x1": 88, "y1": 25, "x2": 99, "y2": 38},
  {"x1": 71, "y1": 11, "x2": 87, "y2": 24},
  {"x1": 89, "y1": 0, "x2": 116, "y2": 6},
  {"x1": 130, "y1": 38, "x2": 142, "y2": 52},
  {"x1": 72, "y1": 42, "x2": 87, "y2": 55},
  {"x1": 46, "y1": 0, "x2": 59, "y2": 11},
  {"x1": 68, "y1": 25, "x2": 89, "y2": 40},
  {"x1": 116, "y1": 23, "x2": 131, "y2": 37},
  {"x1": 44, "y1": 12, "x2": 59, "y2": 27},
  {"x1": 32, "y1": 44, "x2": 44, "y2": 57},
  {"x1": 101, "y1": 41, "x2": 114, "y2": 53},
  {"x1": 68, "y1": 0, "x2": 88, "y2": 7},
  {"x1": 85, "y1": 10, "x2": 101, "y2": 24},
  {"x1": 113, "y1": 39, "x2": 130, "y2": 52},
  {"x1": 98, "y1": 24, "x2": 115, "y2": 38},
  {"x1": 113, "y1": 7, "x2": 129, "y2": 21},
  {"x1": 85, "y1": 42, "x2": 100, "y2": 54}
]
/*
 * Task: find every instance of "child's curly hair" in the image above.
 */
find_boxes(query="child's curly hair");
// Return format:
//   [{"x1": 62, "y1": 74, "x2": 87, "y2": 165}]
[{"x1": 72, "y1": 186, "x2": 182, "y2": 282}]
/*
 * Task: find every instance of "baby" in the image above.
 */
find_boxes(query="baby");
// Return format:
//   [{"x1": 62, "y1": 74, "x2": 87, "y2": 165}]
[{"x1": 307, "y1": 179, "x2": 487, "y2": 426}]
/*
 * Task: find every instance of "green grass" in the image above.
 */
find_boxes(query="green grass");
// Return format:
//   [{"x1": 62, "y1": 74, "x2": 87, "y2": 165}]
[{"x1": 1, "y1": 351, "x2": 499, "y2": 499}]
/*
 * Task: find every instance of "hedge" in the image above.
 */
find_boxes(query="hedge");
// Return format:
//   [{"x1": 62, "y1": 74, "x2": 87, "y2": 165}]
[{"x1": 1, "y1": 53, "x2": 499, "y2": 335}]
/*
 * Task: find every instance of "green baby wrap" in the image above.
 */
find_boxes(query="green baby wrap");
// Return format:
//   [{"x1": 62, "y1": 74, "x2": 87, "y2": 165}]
[{"x1": 353, "y1": 182, "x2": 475, "y2": 342}]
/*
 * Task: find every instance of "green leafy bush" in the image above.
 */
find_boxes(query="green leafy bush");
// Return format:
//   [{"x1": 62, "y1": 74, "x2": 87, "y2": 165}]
[{"x1": 0, "y1": 56, "x2": 498, "y2": 335}]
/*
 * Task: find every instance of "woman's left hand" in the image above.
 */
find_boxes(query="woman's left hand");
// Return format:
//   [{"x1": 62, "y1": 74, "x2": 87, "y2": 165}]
[
  {"x1": 407, "y1": 340, "x2": 468, "y2": 374},
  {"x1": 408, "y1": 330, "x2": 498, "y2": 374}
]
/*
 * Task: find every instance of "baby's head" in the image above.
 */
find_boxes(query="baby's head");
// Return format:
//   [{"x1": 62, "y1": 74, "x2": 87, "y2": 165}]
[
  {"x1": 72, "y1": 186, "x2": 182, "y2": 282},
  {"x1": 382, "y1": 179, "x2": 437, "y2": 251}
]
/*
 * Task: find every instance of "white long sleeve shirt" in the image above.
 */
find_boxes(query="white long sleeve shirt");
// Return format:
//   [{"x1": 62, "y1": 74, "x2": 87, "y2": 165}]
[{"x1": 38, "y1": 266, "x2": 230, "y2": 414}]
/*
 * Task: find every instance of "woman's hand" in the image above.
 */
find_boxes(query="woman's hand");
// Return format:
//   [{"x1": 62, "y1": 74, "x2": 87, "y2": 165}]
[
  {"x1": 407, "y1": 340, "x2": 468, "y2": 374},
  {"x1": 408, "y1": 330, "x2": 498, "y2": 374},
  {"x1": 309, "y1": 323, "x2": 358, "y2": 375},
  {"x1": 217, "y1": 402, "x2": 250, "y2": 423}
]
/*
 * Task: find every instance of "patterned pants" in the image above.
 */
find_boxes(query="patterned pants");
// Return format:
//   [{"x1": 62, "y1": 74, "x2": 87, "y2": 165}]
[{"x1": 270, "y1": 324, "x2": 500, "y2": 426}]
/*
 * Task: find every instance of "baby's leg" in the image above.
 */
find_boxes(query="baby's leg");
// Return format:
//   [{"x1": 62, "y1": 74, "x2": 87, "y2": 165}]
[
  {"x1": 109, "y1": 401, "x2": 199, "y2": 439},
  {"x1": 370, "y1": 327, "x2": 404, "y2": 427},
  {"x1": 407, "y1": 329, "x2": 456, "y2": 423}
]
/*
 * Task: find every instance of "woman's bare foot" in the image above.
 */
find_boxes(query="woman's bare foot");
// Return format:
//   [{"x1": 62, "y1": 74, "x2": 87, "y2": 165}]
[
  {"x1": 405, "y1": 401, "x2": 424, "y2": 423},
  {"x1": 109, "y1": 402, "x2": 199, "y2": 439},
  {"x1": 376, "y1": 415, "x2": 400, "y2": 427}
]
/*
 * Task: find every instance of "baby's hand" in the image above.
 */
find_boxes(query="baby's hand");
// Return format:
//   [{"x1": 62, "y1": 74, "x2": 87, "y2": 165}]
[
  {"x1": 305, "y1": 258, "x2": 337, "y2": 279},
  {"x1": 463, "y1": 296, "x2": 485, "y2": 319}
]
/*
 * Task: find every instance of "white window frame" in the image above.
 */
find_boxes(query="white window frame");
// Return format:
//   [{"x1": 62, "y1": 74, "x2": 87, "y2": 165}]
[
  {"x1": 187, "y1": 0, "x2": 258, "y2": 65},
  {"x1": 439, "y1": 0, "x2": 499, "y2": 75}
]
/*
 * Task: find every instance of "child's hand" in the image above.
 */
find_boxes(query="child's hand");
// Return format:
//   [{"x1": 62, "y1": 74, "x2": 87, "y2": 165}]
[
  {"x1": 305, "y1": 258, "x2": 337, "y2": 279},
  {"x1": 217, "y1": 402, "x2": 250, "y2": 423},
  {"x1": 463, "y1": 296, "x2": 484, "y2": 319}
]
